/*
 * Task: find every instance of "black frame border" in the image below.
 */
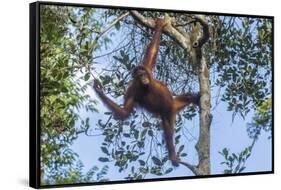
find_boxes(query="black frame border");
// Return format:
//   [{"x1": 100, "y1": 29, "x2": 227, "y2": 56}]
[
  {"x1": 29, "y1": 1, "x2": 274, "y2": 189},
  {"x1": 30, "y1": 2, "x2": 41, "y2": 189}
]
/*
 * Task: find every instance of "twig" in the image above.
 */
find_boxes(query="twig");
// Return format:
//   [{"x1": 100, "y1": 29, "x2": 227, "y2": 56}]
[
  {"x1": 145, "y1": 137, "x2": 154, "y2": 166},
  {"x1": 94, "y1": 12, "x2": 130, "y2": 41},
  {"x1": 178, "y1": 160, "x2": 199, "y2": 175},
  {"x1": 92, "y1": 40, "x2": 130, "y2": 60}
]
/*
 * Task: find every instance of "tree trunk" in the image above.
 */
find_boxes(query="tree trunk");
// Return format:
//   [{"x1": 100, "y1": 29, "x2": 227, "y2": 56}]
[
  {"x1": 196, "y1": 55, "x2": 212, "y2": 175},
  {"x1": 189, "y1": 16, "x2": 212, "y2": 175}
]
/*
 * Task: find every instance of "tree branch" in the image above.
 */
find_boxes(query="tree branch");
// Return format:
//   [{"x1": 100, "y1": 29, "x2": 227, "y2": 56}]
[
  {"x1": 191, "y1": 15, "x2": 210, "y2": 48},
  {"x1": 97, "y1": 12, "x2": 130, "y2": 39},
  {"x1": 130, "y1": 10, "x2": 156, "y2": 28},
  {"x1": 178, "y1": 160, "x2": 199, "y2": 175},
  {"x1": 130, "y1": 10, "x2": 191, "y2": 50}
]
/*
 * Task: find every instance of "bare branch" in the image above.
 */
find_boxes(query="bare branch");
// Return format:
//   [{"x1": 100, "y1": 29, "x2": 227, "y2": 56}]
[
  {"x1": 130, "y1": 10, "x2": 191, "y2": 50},
  {"x1": 178, "y1": 160, "x2": 199, "y2": 175},
  {"x1": 97, "y1": 12, "x2": 130, "y2": 39},
  {"x1": 130, "y1": 10, "x2": 155, "y2": 28},
  {"x1": 92, "y1": 40, "x2": 130, "y2": 60}
]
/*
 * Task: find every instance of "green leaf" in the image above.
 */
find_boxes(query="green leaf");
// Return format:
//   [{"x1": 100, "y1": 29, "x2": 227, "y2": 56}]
[
  {"x1": 138, "y1": 160, "x2": 146, "y2": 166},
  {"x1": 115, "y1": 21, "x2": 120, "y2": 31},
  {"x1": 134, "y1": 130, "x2": 139, "y2": 139},
  {"x1": 148, "y1": 129, "x2": 153, "y2": 137},
  {"x1": 113, "y1": 56, "x2": 123, "y2": 63},
  {"x1": 137, "y1": 141, "x2": 144, "y2": 148},
  {"x1": 165, "y1": 168, "x2": 173, "y2": 174},
  {"x1": 98, "y1": 157, "x2": 109, "y2": 162},
  {"x1": 181, "y1": 153, "x2": 187, "y2": 157},
  {"x1": 234, "y1": 165, "x2": 240, "y2": 173},
  {"x1": 142, "y1": 122, "x2": 151, "y2": 128},
  {"x1": 238, "y1": 166, "x2": 246, "y2": 173},
  {"x1": 178, "y1": 145, "x2": 184, "y2": 153},
  {"x1": 140, "y1": 167, "x2": 148, "y2": 174},
  {"x1": 141, "y1": 129, "x2": 148, "y2": 138},
  {"x1": 224, "y1": 169, "x2": 232, "y2": 174},
  {"x1": 175, "y1": 135, "x2": 181, "y2": 142},
  {"x1": 222, "y1": 148, "x2": 229, "y2": 158},
  {"x1": 152, "y1": 156, "x2": 162, "y2": 166},
  {"x1": 232, "y1": 153, "x2": 238, "y2": 160},
  {"x1": 84, "y1": 72, "x2": 91, "y2": 81},
  {"x1": 120, "y1": 50, "x2": 125, "y2": 57},
  {"x1": 61, "y1": 86, "x2": 68, "y2": 93},
  {"x1": 101, "y1": 147, "x2": 109, "y2": 155}
]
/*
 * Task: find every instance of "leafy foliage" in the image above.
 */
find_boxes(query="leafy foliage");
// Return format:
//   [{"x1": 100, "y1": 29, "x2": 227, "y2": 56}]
[
  {"x1": 40, "y1": 5, "x2": 107, "y2": 185},
  {"x1": 213, "y1": 17, "x2": 272, "y2": 120},
  {"x1": 219, "y1": 145, "x2": 253, "y2": 174},
  {"x1": 247, "y1": 98, "x2": 272, "y2": 139}
]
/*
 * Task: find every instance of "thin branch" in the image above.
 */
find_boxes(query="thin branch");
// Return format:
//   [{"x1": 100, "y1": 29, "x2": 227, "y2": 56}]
[
  {"x1": 92, "y1": 40, "x2": 130, "y2": 60},
  {"x1": 178, "y1": 160, "x2": 199, "y2": 175},
  {"x1": 96, "y1": 12, "x2": 130, "y2": 41},
  {"x1": 182, "y1": 126, "x2": 198, "y2": 141},
  {"x1": 145, "y1": 136, "x2": 154, "y2": 166},
  {"x1": 212, "y1": 86, "x2": 222, "y2": 111}
]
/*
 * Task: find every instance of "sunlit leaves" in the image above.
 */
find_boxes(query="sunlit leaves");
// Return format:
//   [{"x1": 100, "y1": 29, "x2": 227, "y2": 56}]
[
  {"x1": 40, "y1": 5, "x2": 101, "y2": 184},
  {"x1": 247, "y1": 98, "x2": 272, "y2": 139}
]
